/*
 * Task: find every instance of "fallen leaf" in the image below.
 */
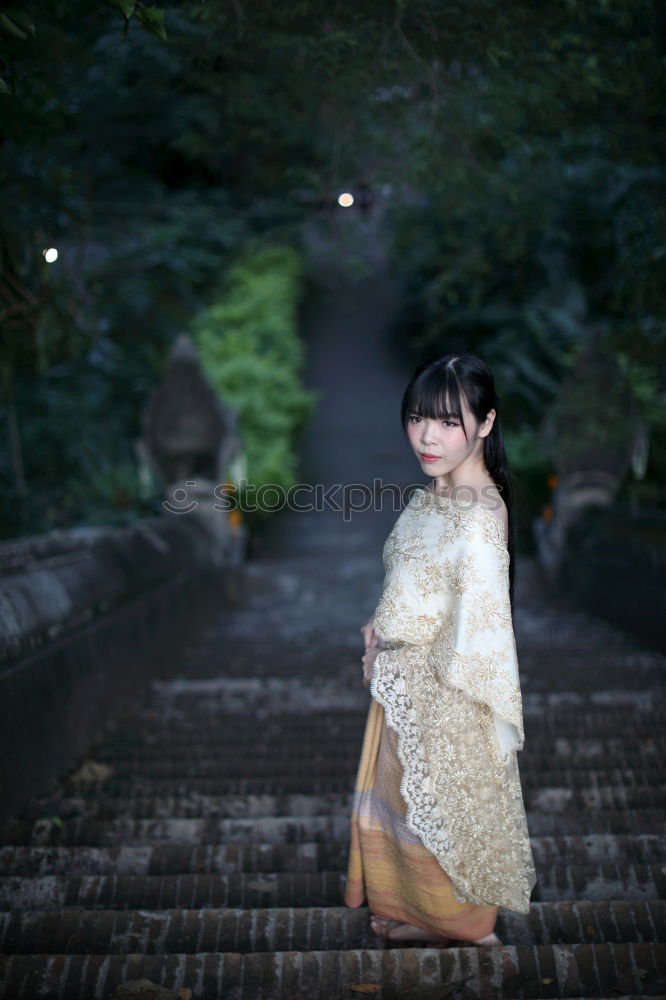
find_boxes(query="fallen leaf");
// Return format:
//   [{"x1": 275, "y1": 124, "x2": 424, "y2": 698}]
[
  {"x1": 585, "y1": 924, "x2": 596, "y2": 937},
  {"x1": 541, "y1": 978, "x2": 554, "y2": 985},
  {"x1": 70, "y1": 759, "x2": 114, "y2": 782},
  {"x1": 350, "y1": 987, "x2": 380, "y2": 994},
  {"x1": 246, "y1": 879, "x2": 277, "y2": 892}
]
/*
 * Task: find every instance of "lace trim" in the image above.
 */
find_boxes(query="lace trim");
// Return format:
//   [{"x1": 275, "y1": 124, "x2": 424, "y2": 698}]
[
  {"x1": 371, "y1": 647, "x2": 475, "y2": 906},
  {"x1": 370, "y1": 646, "x2": 536, "y2": 912},
  {"x1": 371, "y1": 647, "x2": 451, "y2": 854}
]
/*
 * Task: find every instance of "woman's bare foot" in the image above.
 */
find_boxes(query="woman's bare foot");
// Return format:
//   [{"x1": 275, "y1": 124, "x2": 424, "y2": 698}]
[
  {"x1": 369, "y1": 914, "x2": 400, "y2": 937},
  {"x1": 471, "y1": 931, "x2": 503, "y2": 946},
  {"x1": 369, "y1": 913, "x2": 452, "y2": 946},
  {"x1": 370, "y1": 914, "x2": 503, "y2": 948}
]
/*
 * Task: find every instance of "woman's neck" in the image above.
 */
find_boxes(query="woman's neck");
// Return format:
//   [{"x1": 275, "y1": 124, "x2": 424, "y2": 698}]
[{"x1": 428, "y1": 478, "x2": 499, "y2": 501}]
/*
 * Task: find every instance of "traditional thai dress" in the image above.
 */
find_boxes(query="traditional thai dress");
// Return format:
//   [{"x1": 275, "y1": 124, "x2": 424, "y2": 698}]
[{"x1": 344, "y1": 486, "x2": 537, "y2": 940}]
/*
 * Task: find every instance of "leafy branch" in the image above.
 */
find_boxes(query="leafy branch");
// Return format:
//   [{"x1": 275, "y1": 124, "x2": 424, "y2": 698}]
[
  {"x1": 109, "y1": 0, "x2": 167, "y2": 42},
  {"x1": 0, "y1": 0, "x2": 166, "y2": 94}
]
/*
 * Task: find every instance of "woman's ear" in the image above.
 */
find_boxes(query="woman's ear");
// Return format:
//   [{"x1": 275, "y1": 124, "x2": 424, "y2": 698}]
[{"x1": 479, "y1": 408, "x2": 496, "y2": 439}]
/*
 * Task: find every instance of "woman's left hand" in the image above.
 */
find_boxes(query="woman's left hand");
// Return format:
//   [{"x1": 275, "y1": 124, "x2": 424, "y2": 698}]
[{"x1": 361, "y1": 647, "x2": 382, "y2": 688}]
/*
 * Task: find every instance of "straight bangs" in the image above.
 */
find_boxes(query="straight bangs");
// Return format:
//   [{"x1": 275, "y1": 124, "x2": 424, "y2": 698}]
[{"x1": 401, "y1": 366, "x2": 467, "y2": 436}]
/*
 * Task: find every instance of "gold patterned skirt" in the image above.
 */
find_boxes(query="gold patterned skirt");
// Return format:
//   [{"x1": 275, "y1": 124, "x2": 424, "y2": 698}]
[{"x1": 344, "y1": 697, "x2": 498, "y2": 940}]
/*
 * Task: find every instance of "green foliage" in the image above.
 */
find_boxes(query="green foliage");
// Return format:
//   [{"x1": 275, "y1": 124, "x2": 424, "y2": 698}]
[
  {"x1": 1, "y1": 0, "x2": 664, "y2": 539},
  {"x1": 382, "y1": 0, "x2": 665, "y2": 506},
  {"x1": 0, "y1": 2, "x2": 165, "y2": 94},
  {"x1": 0, "y1": 359, "x2": 158, "y2": 536},
  {"x1": 0, "y1": 9, "x2": 35, "y2": 42},
  {"x1": 110, "y1": 1, "x2": 167, "y2": 42},
  {"x1": 192, "y1": 244, "x2": 317, "y2": 502}
]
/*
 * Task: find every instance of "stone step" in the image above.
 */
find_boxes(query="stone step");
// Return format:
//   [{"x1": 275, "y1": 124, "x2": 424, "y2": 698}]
[
  {"x1": 146, "y1": 672, "x2": 664, "y2": 691},
  {"x1": 516, "y1": 645, "x2": 663, "y2": 662},
  {"x1": 2, "y1": 834, "x2": 665, "y2": 878},
  {"x1": 53, "y1": 767, "x2": 666, "y2": 799},
  {"x1": 79, "y1": 758, "x2": 359, "y2": 778},
  {"x1": 135, "y1": 690, "x2": 666, "y2": 710},
  {"x1": 52, "y1": 749, "x2": 664, "y2": 779},
  {"x1": 1, "y1": 900, "x2": 664, "y2": 954},
  {"x1": 522, "y1": 690, "x2": 665, "y2": 712},
  {"x1": 0, "y1": 943, "x2": 663, "y2": 998},
  {"x1": 98, "y1": 709, "x2": 666, "y2": 745},
  {"x1": 93, "y1": 745, "x2": 372, "y2": 764},
  {"x1": 59, "y1": 775, "x2": 358, "y2": 798},
  {"x1": 2, "y1": 864, "x2": 664, "y2": 911},
  {"x1": 17, "y1": 785, "x2": 666, "y2": 823},
  {"x1": 115, "y1": 719, "x2": 662, "y2": 746},
  {"x1": 516, "y1": 650, "x2": 664, "y2": 670},
  {"x1": 20, "y1": 792, "x2": 356, "y2": 822},
  {"x1": 89, "y1": 733, "x2": 666, "y2": 763},
  {"x1": 526, "y1": 786, "x2": 666, "y2": 810},
  {"x1": 147, "y1": 676, "x2": 666, "y2": 703},
  {"x1": 143, "y1": 680, "x2": 666, "y2": 704},
  {"x1": 5, "y1": 815, "x2": 352, "y2": 848},
  {"x1": 5, "y1": 809, "x2": 666, "y2": 848},
  {"x1": 530, "y1": 833, "x2": 666, "y2": 867},
  {"x1": 157, "y1": 669, "x2": 663, "y2": 692},
  {"x1": 0, "y1": 842, "x2": 343, "y2": 877},
  {"x1": 520, "y1": 673, "x2": 664, "y2": 693},
  {"x1": 523, "y1": 810, "x2": 666, "y2": 836}
]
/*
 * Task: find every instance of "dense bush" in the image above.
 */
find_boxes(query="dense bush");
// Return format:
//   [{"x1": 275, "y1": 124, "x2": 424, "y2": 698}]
[{"x1": 192, "y1": 243, "x2": 317, "y2": 510}]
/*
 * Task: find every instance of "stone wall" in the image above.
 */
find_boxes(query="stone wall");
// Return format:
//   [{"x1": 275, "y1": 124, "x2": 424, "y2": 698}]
[{"x1": 0, "y1": 514, "x2": 245, "y2": 839}]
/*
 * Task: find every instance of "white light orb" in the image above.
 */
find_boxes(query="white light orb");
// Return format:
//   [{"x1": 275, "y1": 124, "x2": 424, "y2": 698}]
[
  {"x1": 337, "y1": 192, "x2": 354, "y2": 208},
  {"x1": 43, "y1": 248, "x2": 58, "y2": 263}
]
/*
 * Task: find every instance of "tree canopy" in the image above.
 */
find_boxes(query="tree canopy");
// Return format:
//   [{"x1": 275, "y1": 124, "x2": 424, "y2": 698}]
[{"x1": 1, "y1": 0, "x2": 664, "y2": 535}]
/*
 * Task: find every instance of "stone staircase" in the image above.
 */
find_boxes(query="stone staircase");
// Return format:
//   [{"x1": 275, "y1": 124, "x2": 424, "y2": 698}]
[{"x1": 0, "y1": 552, "x2": 665, "y2": 999}]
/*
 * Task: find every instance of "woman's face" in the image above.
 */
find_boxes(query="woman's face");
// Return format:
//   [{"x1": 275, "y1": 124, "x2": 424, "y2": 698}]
[{"x1": 405, "y1": 395, "x2": 493, "y2": 481}]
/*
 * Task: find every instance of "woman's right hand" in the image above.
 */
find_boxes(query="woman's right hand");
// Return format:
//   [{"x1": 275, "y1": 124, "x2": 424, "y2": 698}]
[
  {"x1": 360, "y1": 615, "x2": 379, "y2": 652},
  {"x1": 361, "y1": 646, "x2": 381, "y2": 688}
]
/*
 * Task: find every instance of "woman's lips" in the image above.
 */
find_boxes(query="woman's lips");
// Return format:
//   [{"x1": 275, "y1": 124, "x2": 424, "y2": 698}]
[{"x1": 420, "y1": 453, "x2": 441, "y2": 463}]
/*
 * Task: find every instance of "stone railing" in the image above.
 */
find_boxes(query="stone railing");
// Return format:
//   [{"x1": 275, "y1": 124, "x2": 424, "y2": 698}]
[{"x1": 0, "y1": 512, "x2": 246, "y2": 839}]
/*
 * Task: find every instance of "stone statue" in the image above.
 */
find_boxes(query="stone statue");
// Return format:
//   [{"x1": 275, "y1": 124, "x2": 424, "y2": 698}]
[
  {"x1": 534, "y1": 324, "x2": 646, "y2": 586},
  {"x1": 138, "y1": 334, "x2": 245, "y2": 564}
]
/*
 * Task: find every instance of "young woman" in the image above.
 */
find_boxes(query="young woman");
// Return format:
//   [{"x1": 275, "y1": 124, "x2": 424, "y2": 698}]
[{"x1": 344, "y1": 353, "x2": 537, "y2": 947}]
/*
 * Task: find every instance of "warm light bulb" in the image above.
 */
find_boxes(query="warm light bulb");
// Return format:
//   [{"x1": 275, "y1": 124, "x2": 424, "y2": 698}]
[
  {"x1": 43, "y1": 248, "x2": 58, "y2": 263},
  {"x1": 337, "y1": 192, "x2": 354, "y2": 207}
]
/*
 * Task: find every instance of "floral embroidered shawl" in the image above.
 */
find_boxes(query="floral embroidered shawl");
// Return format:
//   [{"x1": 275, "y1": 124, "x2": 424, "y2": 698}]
[{"x1": 370, "y1": 486, "x2": 537, "y2": 913}]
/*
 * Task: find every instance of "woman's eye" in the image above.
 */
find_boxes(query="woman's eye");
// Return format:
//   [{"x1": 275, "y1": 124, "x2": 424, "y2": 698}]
[{"x1": 409, "y1": 415, "x2": 458, "y2": 427}]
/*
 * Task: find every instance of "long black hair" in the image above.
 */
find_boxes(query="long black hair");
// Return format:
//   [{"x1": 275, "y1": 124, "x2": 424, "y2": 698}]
[{"x1": 400, "y1": 353, "x2": 517, "y2": 616}]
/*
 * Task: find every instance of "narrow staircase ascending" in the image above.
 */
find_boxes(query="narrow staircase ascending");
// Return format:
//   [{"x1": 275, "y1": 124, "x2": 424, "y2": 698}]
[{"x1": 0, "y1": 559, "x2": 664, "y2": 999}]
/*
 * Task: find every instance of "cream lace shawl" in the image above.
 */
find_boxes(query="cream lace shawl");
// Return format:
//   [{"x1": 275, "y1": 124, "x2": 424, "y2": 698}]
[{"x1": 370, "y1": 487, "x2": 537, "y2": 913}]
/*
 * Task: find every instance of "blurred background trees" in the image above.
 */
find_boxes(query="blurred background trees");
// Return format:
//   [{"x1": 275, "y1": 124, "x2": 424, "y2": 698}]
[{"x1": 1, "y1": 0, "x2": 664, "y2": 538}]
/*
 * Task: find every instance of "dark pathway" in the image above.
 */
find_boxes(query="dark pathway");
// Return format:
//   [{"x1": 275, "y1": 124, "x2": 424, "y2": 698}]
[
  {"x1": 262, "y1": 265, "x2": 418, "y2": 561},
  {"x1": 1, "y1": 267, "x2": 665, "y2": 998}
]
